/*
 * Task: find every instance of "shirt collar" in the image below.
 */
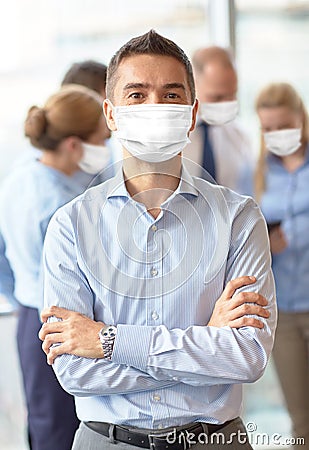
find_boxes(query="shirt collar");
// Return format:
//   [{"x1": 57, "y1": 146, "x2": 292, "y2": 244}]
[
  {"x1": 177, "y1": 164, "x2": 199, "y2": 197},
  {"x1": 106, "y1": 163, "x2": 198, "y2": 200}
]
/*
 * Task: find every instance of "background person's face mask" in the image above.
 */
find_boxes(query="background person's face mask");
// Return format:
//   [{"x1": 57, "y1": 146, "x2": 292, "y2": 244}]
[
  {"x1": 199, "y1": 100, "x2": 238, "y2": 125},
  {"x1": 78, "y1": 142, "x2": 111, "y2": 174},
  {"x1": 263, "y1": 128, "x2": 302, "y2": 157},
  {"x1": 112, "y1": 103, "x2": 193, "y2": 163}
]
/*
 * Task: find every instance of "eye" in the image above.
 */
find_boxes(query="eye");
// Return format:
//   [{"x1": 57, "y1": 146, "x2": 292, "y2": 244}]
[
  {"x1": 128, "y1": 92, "x2": 143, "y2": 99},
  {"x1": 261, "y1": 126, "x2": 271, "y2": 133},
  {"x1": 165, "y1": 92, "x2": 179, "y2": 99},
  {"x1": 278, "y1": 124, "x2": 292, "y2": 130}
]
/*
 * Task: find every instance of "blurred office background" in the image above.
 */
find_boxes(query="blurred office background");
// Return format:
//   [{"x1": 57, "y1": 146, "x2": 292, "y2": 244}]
[{"x1": 0, "y1": 0, "x2": 308, "y2": 448}]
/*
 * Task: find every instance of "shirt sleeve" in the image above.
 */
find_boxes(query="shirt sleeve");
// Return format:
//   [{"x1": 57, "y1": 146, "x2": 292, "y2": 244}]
[
  {"x1": 0, "y1": 231, "x2": 18, "y2": 307},
  {"x1": 43, "y1": 208, "x2": 178, "y2": 397},
  {"x1": 112, "y1": 199, "x2": 277, "y2": 386}
]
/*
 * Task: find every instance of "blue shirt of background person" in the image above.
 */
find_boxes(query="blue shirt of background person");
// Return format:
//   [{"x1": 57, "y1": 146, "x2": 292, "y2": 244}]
[
  {"x1": 261, "y1": 148, "x2": 309, "y2": 312},
  {"x1": 256, "y1": 83, "x2": 309, "y2": 313}
]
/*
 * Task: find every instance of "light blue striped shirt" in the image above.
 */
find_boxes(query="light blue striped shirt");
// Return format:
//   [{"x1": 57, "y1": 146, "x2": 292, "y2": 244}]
[
  {"x1": 261, "y1": 145, "x2": 309, "y2": 312},
  {"x1": 0, "y1": 159, "x2": 86, "y2": 308},
  {"x1": 43, "y1": 165, "x2": 276, "y2": 428}
]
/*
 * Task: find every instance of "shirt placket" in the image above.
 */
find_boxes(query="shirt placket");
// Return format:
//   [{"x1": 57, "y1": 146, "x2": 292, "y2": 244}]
[
  {"x1": 145, "y1": 220, "x2": 163, "y2": 325},
  {"x1": 145, "y1": 216, "x2": 167, "y2": 428}
]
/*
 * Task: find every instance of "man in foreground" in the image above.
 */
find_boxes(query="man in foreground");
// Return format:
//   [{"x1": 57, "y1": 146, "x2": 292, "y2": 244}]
[{"x1": 39, "y1": 30, "x2": 276, "y2": 449}]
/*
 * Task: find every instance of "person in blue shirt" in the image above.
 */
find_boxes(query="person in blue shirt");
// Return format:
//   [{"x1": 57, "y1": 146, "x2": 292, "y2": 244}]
[
  {"x1": 0, "y1": 84, "x2": 110, "y2": 450},
  {"x1": 14, "y1": 59, "x2": 115, "y2": 191},
  {"x1": 39, "y1": 30, "x2": 276, "y2": 450},
  {"x1": 255, "y1": 82, "x2": 309, "y2": 447}
]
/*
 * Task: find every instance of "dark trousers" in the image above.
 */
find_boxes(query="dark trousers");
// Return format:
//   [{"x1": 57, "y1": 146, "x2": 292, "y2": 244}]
[{"x1": 17, "y1": 305, "x2": 79, "y2": 450}]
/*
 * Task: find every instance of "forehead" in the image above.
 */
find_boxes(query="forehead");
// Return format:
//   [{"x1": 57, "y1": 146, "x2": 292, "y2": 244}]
[
  {"x1": 258, "y1": 106, "x2": 299, "y2": 124},
  {"x1": 113, "y1": 54, "x2": 190, "y2": 92},
  {"x1": 198, "y1": 64, "x2": 237, "y2": 91}
]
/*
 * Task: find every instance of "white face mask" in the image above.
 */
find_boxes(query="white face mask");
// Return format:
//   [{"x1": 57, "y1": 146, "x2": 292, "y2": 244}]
[
  {"x1": 111, "y1": 103, "x2": 193, "y2": 163},
  {"x1": 263, "y1": 128, "x2": 302, "y2": 157},
  {"x1": 78, "y1": 142, "x2": 111, "y2": 174},
  {"x1": 199, "y1": 100, "x2": 238, "y2": 125}
]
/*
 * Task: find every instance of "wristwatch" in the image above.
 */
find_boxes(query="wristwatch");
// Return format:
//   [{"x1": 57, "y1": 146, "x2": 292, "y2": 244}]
[{"x1": 98, "y1": 325, "x2": 117, "y2": 360}]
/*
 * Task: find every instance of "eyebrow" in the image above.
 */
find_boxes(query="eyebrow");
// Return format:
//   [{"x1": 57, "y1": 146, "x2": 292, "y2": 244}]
[
  {"x1": 123, "y1": 83, "x2": 150, "y2": 91},
  {"x1": 163, "y1": 83, "x2": 186, "y2": 91},
  {"x1": 122, "y1": 82, "x2": 186, "y2": 91}
]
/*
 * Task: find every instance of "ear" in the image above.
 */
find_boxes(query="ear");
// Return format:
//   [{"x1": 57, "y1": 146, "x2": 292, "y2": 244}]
[
  {"x1": 103, "y1": 99, "x2": 117, "y2": 132},
  {"x1": 62, "y1": 136, "x2": 83, "y2": 161},
  {"x1": 189, "y1": 99, "x2": 199, "y2": 134}
]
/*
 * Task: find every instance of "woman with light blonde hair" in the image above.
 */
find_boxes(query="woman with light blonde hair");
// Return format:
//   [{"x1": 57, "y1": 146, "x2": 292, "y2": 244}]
[
  {"x1": 255, "y1": 82, "x2": 309, "y2": 446},
  {"x1": 0, "y1": 84, "x2": 110, "y2": 450}
]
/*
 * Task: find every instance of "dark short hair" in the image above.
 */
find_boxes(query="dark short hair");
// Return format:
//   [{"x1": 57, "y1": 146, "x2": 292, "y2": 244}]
[
  {"x1": 61, "y1": 60, "x2": 107, "y2": 94},
  {"x1": 106, "y1": 29, "x2": 195, "y2": 103}
]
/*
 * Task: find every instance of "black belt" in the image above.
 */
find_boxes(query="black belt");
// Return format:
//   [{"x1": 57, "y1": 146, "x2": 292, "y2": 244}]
[{"x1": 84, "y1": 419, "x2": 235, "y2": 449}]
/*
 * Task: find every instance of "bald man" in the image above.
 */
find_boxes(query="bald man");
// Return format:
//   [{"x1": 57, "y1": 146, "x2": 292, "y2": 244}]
[{"x1": 183, "y1": 46, "x2": 254, "y2": 195}]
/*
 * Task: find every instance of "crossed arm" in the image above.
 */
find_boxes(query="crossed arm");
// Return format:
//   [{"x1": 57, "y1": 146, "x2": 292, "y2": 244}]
[{"x1": 39, "y1": 275, "x2": 270, "y2": 365}]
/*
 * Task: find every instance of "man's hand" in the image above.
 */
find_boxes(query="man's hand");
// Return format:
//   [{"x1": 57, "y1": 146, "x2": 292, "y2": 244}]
[
  {"x1": 207, "y1": 276, "x2": 270, "y2": 328},
  {"x1": 39, "y1": 306, "x2": 104, "y2": 365}
]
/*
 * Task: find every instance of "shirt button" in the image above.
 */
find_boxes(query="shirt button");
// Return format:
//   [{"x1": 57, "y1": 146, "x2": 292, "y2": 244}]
[
  {"x1": 151, "y1": 311, "x2": 159, "y2": 320},
  {"x1": 153, "y1": 394, "x2": 161, "y2": 402},
  {"x1": 151, "y1": 224, "x2": 157, "y2": 232},
  {"x1": 150, "y1": 267, "x2": 158, "y2": 277}
]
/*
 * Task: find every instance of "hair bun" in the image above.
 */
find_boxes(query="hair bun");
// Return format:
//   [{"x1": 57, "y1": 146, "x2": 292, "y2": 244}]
[{"x1": 24, "y1": 106, "x2": 47, "y2": 141}]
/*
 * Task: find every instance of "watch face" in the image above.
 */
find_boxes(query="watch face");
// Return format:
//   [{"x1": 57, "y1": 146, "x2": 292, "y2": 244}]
[
  {"x1": 100, "y1": 326, "x2": 117, "y2": 341},
  {"x1": 106, "y1": 326, "x2": 116, "y2": 337}
]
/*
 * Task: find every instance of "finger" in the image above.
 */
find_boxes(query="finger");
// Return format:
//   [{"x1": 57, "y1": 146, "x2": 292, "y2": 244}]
[
  {"x1": 38, "y1": 322, "x2": 64, "y2": 340},
  {"x1": 46, "y1": 344, "x2": 68, "y2": 365},
  {"x1": 42, "y1": 333, "x2": 65, "y2": 354},
  {"x1": 228, "y1": 317, "x2": 265, "y2": 329},
  {"x1": 47, "y1": 353, "x2": 55, "y2": 365},
  {"x1": 231, "y1": 292, "x2": 268, "y2": 307},
  {"x1": 40, "y1": 305, "x2": 71, "y2": 322},
  {"x1": 222, "y1": 276, "x2": 256, "y2": 300},
  {"x1": 230, "y1": 304, "x2": 270, "y2": 320},
  {"x1": 40, "y1": 307, "x2": 50, "y2": 323}
]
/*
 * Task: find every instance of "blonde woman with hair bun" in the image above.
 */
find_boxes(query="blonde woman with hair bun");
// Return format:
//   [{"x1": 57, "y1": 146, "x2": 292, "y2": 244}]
[
  {"x1": 255, "y1": 82, "x2": 309, "y2": 446},
  {"x1": 0, "y1": 84, "x2": 110, "y2": 450}
]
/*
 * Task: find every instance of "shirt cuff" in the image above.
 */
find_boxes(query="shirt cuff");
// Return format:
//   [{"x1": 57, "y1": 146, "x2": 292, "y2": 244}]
[{"x1": 112, "y1": 324, "x2": 153, "y2": 371}]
